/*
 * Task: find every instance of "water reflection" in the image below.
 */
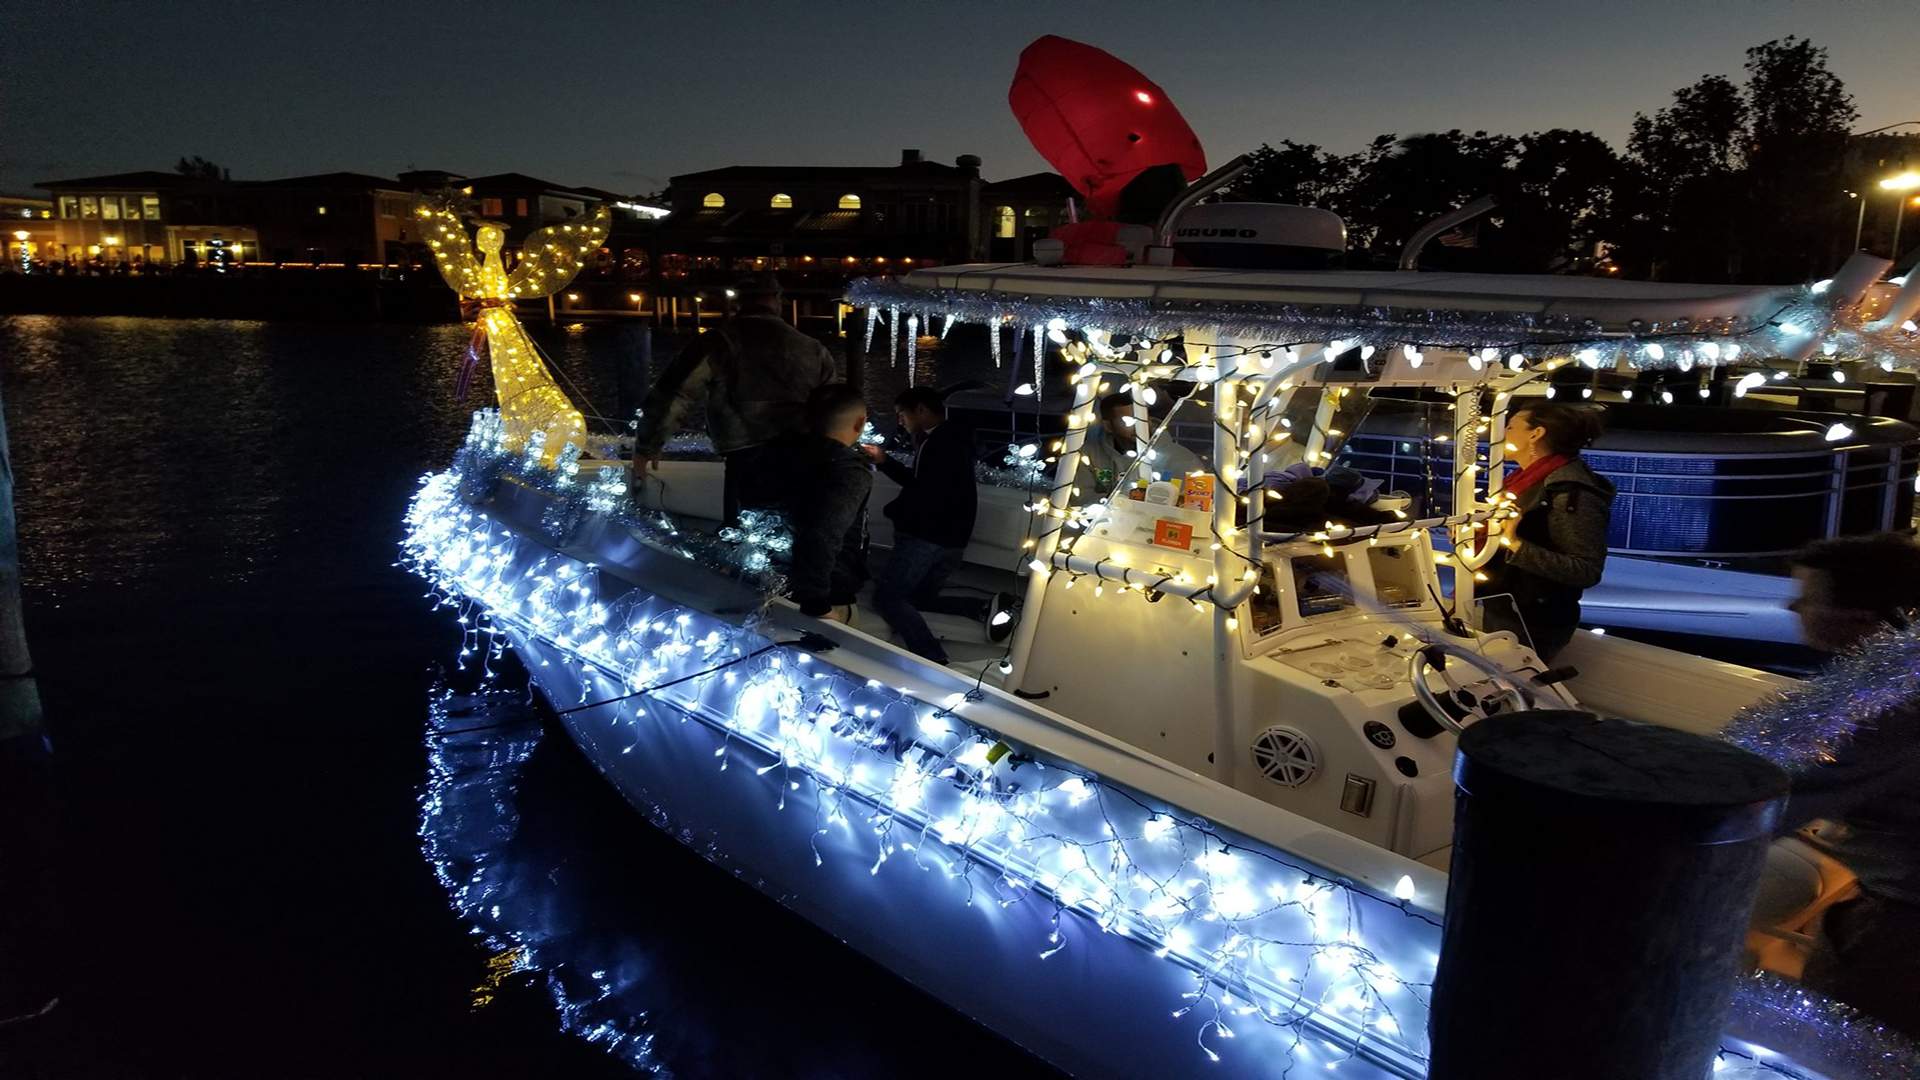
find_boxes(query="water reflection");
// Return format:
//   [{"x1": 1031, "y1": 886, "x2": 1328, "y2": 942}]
[{"x1": 420, "y1": 682, "x2": 667, "y2": 1075}]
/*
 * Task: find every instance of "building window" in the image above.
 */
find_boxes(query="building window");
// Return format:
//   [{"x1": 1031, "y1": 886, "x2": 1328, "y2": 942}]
[
  {"x1": 59, "y1": 197, "x2": 77, "y2": 219},
  {"x1": 480, "y1": 198, "x2": 504, "y2": 216},
  {"x1": 770, "y1": 193, "x2": 793, "y2": 209},
  {"x1": 702, "y1": 192, "x2": 726, "y2": 208},
  {"x1": 995, "y1": 205, "x2": 1015, "y2": 238},
  {"x1": 515, "y1": 198, "x2": 529, "y2": 217},
  {"x1": 122, "y1": 197, "x2": 142, "y2": 220},
  {"x1": 80, "y1": 197, "x2": 98, "y2": 219},
  {"x1": 143, "y1": 196, "x2": 162, "y2": 222},
  {"x1": 837, "y1": 193, "x2": 861, "y2": 210}
]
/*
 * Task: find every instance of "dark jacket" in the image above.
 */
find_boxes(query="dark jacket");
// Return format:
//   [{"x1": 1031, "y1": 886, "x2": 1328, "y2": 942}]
[
  {"x1": 739, "y1": 433, "x2": 871, "y2": 615},
  {"x1": 1779, "y1": 700, "x2": 1920, "y2": 907},
  {"x1": 877, "y1": 422, "x2": 978, "y2": 549},
  {"x1": 635, "y1": 309, "x2": 837, "y2": 457},
  {"x1": 1479, "y1": 457, "x2": 1615, "y2": 658}
]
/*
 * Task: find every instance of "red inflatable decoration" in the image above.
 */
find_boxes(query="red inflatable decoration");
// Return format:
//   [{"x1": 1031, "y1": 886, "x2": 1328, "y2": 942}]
[{"x1": 1008, "y1": 35, "x2": 1207, "y2": 219}]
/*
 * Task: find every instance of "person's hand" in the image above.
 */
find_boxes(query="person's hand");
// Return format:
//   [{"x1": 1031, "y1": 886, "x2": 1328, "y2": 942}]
[
  {"x1": 859, "y1": 444, "x2": 883, "y2": 463},
  {"x1": 820, "y1": 604, "x2": 854, "y2": 625}
]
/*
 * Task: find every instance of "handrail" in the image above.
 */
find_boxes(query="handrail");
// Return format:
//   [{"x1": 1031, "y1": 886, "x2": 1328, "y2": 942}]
[
  {"x1": 1397, "y1": 196, "x2": 1496, "y2": 271},
  {"x1": 1154, "y1": 154, "x2": 1253, "y2": 248}
]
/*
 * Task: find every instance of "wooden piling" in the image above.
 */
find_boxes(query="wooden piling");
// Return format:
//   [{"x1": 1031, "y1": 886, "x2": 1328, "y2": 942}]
[
  {"x1": 1427, "y1": 710, "x2": 1788, "y2": 1080},
  {"x1": 0, "y1": 385, "x2": 57, "y2": 1023}
]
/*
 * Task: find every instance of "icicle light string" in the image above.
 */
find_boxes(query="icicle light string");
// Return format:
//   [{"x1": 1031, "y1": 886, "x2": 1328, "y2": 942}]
[
  {"x1": 845, "y1": 277, "x2": 1920, "y2": 373},
  {"x1": 403, "y1": 457, "x2": 1446, "y2": 1074}
]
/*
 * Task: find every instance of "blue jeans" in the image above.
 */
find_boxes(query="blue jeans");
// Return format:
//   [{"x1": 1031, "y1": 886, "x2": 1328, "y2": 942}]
[{"x1": 873, "y1": 535, "x2": 981, "y2": 662}]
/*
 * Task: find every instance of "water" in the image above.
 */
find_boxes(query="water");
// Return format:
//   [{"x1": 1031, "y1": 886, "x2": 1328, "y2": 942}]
[{"x1": 0, "y1": 314, "x2": 1052, "y2": 1078}]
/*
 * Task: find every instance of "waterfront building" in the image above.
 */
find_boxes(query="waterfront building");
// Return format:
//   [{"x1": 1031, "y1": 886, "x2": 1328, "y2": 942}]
[
  {"x1": 36, "y1": 172, "x2": 254, "y2": 269},
  {"x1": 651, "y1": 150, "x2": 986, "y2": 296},
  {"x1": 242, "y1": 172, "x2": 421, "y2": 267},
  {"x1": 980, "y1": 171, "x2": 1078, "y2": 261},
  {"x1": 1, "y1": 195, "x2": 55, "y2": 269}
]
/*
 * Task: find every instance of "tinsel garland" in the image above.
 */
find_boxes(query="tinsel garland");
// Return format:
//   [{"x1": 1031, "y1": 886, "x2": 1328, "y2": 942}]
[
  {"x1": 1725, "y1": 971, "x2": 1920, "y2": 1080},
  {"x1": 1721, "y1": 623, "x2": 1920, "y2": 769},
  {"x1": 845, "y1": 277, "x2": 1920, "y2": 372}
]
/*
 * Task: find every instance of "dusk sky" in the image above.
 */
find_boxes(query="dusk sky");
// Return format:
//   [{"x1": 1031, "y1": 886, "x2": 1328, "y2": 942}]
[{"x1": 7, "y1": 1, "x2": 1917, "y2": 196}]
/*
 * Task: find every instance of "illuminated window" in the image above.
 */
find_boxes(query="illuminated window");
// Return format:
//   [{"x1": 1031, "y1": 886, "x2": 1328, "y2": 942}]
[
  {"x1": 702, "y1": 192, "x2": 726, "y2": 208},
  {"x1": 79, "y1": 197, "x2": 98, "y2": 219},
  {"x1": 837, "y1": 193, "x2": 861, "y2": 209},
  {"x1": 122, "y1": 197, "x2": 142, "y2": 220},
  {"x1": 142, "y1": 196, "x2": 162, "y2": 221},
  {"x1": 770, "y1": 193, "x2": 793, "y2": 209},
  {"x1": 995, "y1": 205, "x2": 1015, "y2": 238},
  {"x1": 480, "y1": 198, "x2": 504, "y2": 216},
  {"x1": 58, "y1": 197, "x2": 77, "y2": 219},
  {"x1": 515, "y1": 198, "x2": 529, "y2": 217},
  {"x1": 102, "y1": 197, "x2": 120, "y2": 220}
]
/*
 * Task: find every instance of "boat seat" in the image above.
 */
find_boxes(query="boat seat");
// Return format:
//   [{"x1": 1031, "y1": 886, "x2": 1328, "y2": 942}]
[{"x1": 1746, "y1": 829, "x2": 1858, "y2": 978}]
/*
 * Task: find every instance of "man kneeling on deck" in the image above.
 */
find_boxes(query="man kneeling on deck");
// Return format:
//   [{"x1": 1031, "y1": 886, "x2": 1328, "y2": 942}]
[
  {"x1": 740, "y1": 384, "x2": 871, "y2": 624},
  {"x1": 865, "y1": 387, "x2": 997, "y2": 663}
]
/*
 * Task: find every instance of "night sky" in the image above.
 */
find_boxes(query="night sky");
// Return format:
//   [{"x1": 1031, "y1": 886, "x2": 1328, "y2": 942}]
[{"x1": 6, "y1": 1, "x2": 1916, "y2": 195}]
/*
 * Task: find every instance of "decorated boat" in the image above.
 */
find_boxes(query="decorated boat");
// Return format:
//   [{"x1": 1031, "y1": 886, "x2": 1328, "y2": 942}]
[{"x1": 400, "y1": 37, "x2": 1920, "y2": 1080}]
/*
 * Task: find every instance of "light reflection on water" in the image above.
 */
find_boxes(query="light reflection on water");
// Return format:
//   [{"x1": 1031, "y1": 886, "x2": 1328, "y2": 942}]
[
  {"x1": 2, "y1": 313, "x2": 1032, "y2": 1078},
  {"x1": 420, "y1": 683, "x2": 667, "y2": 1075}
]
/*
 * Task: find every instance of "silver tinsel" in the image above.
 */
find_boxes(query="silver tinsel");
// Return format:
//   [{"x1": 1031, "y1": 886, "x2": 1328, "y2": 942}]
[
  {"x1": 1721, "y1": 624, "x2": 1920, "y2": 769},
  {"x1": 844, "y1": 277, "x2": 1920, "y2": 372},
  {"x1": 1725, "y1": 971, "x2": 1920, "y2": 1080}
]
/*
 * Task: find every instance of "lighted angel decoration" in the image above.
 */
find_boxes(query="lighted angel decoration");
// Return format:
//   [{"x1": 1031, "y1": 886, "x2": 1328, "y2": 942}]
[{"x1": 416, "y1": 202, "x2": 611, "y2": 464}]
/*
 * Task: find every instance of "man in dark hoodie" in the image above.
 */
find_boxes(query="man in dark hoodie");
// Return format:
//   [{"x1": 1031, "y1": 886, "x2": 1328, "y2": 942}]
[
  {"x1": 1477, "y1": 402, "x2": 1615, "y2": 660},
  {"x1": 740, "y1": 384, "x2": 871, "y2": 623},
  {"x1": 866, "y1": 387, "x2": 984, "y2": 662}
]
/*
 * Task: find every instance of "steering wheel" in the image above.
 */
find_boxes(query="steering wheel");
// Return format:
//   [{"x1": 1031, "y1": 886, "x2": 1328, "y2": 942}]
[{"x1": 1405, "y1": 642, "x2": 1536, "y2": 734}]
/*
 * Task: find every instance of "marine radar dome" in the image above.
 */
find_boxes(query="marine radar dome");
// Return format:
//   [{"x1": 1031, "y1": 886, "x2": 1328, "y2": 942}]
[{"x1": 1172, "y1": 202, "x2": 1346, "y2": 270}]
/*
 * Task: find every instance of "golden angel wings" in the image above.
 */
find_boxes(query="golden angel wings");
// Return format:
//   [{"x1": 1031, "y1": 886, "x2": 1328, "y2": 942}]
[{"x1": 416, "y1": 203, "x2": 612, "y2": 462}]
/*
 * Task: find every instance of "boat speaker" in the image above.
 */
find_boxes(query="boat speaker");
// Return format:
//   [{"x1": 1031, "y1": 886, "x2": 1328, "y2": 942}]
[{"x1": 1250, "y1": 726, "x2": 1319, "y2": 787}]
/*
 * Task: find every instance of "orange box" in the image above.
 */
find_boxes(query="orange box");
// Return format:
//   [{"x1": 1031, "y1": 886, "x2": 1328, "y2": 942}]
[
  {"x1": 1180, "y1": 475, "x2": 1215, "y2": 512},
  {"x1": 1152, "y1": 518, "x2": 1194, "y2": 550}
]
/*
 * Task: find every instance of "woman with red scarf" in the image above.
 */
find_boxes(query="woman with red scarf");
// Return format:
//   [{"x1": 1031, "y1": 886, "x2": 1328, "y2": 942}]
[{"x1": 1478, "y1": 402, "x2": 1615, "y2": 659}]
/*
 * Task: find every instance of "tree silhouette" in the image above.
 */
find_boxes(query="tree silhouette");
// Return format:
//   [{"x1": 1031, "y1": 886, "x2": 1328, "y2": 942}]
[
  {"x1": 174, "y1": 156, "x2": 226, "y2": 180},
  {"x1": 1220, "y1": 36, "x2": 1868, "y2": 282}
]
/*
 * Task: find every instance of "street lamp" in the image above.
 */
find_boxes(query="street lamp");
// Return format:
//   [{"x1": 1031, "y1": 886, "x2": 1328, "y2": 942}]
[{"x1": 1882, "y1": 172, "x2": 1920, "y2": 260}]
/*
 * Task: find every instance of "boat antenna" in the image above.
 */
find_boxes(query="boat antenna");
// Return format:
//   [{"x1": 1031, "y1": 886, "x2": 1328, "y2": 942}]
[{"x1": 1398, "y1": 195, "x2": 1496, "y2": 271}]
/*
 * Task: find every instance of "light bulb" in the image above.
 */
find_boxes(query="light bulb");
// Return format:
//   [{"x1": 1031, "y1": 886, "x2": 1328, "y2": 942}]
[{"x1": 1824, "y1": 422, "x2": 1853, "y2": 442}]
